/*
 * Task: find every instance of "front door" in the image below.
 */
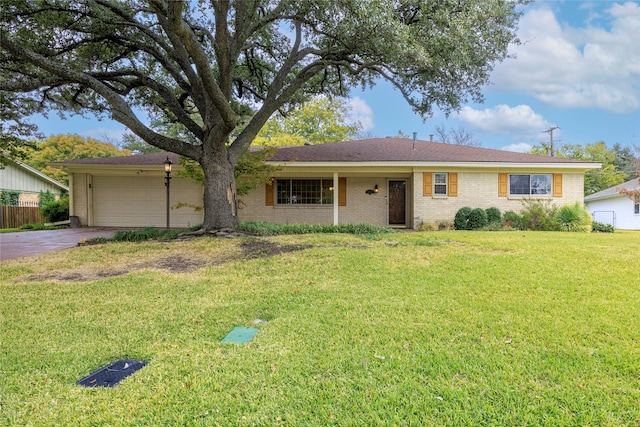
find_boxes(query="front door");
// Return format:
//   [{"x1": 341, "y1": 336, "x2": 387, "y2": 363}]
[{"x1": 388, "y1": 180, "x2": 406, "y2": 226}]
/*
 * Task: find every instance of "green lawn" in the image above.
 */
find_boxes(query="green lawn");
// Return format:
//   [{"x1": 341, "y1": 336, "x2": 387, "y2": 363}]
[{"x1": 1, "y1": 231, "x2": 639, "y2": 426}]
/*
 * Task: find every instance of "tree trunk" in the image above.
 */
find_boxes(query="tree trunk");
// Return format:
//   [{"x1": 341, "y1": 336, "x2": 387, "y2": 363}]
[{"x1": 200, "y1": 149, "x2": 240, "y2": 230}]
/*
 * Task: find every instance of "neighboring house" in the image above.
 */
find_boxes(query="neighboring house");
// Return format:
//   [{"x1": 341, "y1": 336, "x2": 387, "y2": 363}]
[
  {"x1": 0, "y1": 156, "x2": 68, "y2": 205},
  {"x1": 54, "y1": 138, "x2": 600, "y2": 229},
  {"x1": 584, "y1": 177, "x2": 640, "y2": 230}
]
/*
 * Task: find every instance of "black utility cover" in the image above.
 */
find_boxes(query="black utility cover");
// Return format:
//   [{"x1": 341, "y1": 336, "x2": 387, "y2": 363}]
[{"x1": 76, "y1": 359, "x2": 147, "y2": 388}]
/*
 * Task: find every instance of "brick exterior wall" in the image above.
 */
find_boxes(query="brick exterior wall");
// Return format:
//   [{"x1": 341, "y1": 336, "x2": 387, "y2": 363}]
[
  {"x1": 70, "y1": 173, "x2": 89, "y2": 226},
  {"x1": 240, "y1": 177, "x2": 392, "y2": 226},
  {"x1": 71, "y1": 168, "x2": 587, "y2": 229},
  {"x1": 413, "y1": 171, "x2": 586, "y2": 229}
]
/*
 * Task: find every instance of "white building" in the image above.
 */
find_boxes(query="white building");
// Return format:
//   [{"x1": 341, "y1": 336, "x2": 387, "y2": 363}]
[{"x1": 584, "y1": 178, "x2": 640, "y2": 230}]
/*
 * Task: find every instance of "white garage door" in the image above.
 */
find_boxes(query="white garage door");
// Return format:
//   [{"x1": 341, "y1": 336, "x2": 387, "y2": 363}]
[{"x1": 92, "y1": 176, "x2": 204, "y2": 228}]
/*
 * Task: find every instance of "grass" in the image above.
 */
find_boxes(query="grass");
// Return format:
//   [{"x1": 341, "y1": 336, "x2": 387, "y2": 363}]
[{"x1": 1, "y1": 230, "x2": 639, "y2": 426}]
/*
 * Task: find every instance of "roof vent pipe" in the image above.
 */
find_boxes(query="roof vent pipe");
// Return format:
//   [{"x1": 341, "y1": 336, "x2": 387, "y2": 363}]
[
  {"x1": 429, "y1": 134, "x2": 433, "y2": 142},
  {"x1": 412, "y1": 132, "x2": 417, "y2": 150}
]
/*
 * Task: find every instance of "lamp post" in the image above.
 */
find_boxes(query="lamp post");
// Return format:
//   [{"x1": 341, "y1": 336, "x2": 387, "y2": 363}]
[{"x1": 164, "y1": 156, "x2": 172, "y2": 229}]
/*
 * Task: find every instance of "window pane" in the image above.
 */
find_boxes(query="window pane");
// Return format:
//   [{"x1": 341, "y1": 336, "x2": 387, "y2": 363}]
[
  {"x1": 434, "y1": 173, "x2": 447, "y2": 184},
  {"x1": 434, "y1": 173, "x2": 447, "y2": 195},
  {"x1": 276, "y1": 179, "x2": 291, "y2": 204},
  {"x1": 531, "y1": 175, "x2": 551, "y2": 195},
  {"x1": 434, "y1": 185, "x2": 447, "y2": 194},
  {"x1": 276, "y1": 179, "x2": 334, "y2": 205},
  {"x1": 510, "y1": 175, "x2": 530, "y2": 195},
  {"x1": 635, "y1": 196, "x2": 639, "y2": 214}
]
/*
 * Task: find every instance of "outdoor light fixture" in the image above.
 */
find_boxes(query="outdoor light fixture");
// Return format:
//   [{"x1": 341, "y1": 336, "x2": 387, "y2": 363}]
[
  {"x1": 365, "y1": 184, "x2": 379, "y2": 195},
  {"x1": 164, "y1": 156, "x2": 172, "y2": 229}
]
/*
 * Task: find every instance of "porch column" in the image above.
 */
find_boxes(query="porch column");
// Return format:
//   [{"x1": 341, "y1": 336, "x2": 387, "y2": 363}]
[{"x1": 333, "y1": 172, "x2": 339, "y2": 225}]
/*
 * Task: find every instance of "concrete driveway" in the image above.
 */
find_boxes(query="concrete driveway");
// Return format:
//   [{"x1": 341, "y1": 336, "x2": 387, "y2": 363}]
[{"x1": 0, "y1": 228, "x2": 132, "y2": 261}]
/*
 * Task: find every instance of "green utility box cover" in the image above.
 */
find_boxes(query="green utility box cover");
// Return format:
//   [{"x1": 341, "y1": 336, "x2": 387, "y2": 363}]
[{"x1": 221, "y1": 326, "x2": 259, "y2": 344}]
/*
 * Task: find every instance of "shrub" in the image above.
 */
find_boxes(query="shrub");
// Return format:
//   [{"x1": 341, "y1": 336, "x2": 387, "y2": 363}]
[
  {"x1": 592, "y1": 221, "x2": 614, "y2": 233},
  {"x1": 111, "y1": 227, "x2": 183, "y2": 242},
  {"x1": 502, "y1": 210, "x2": 523, "y2": 229},
  {"x1": 0, "y1": 190, "x2": 21, "y2": 206},
  {"x1": 19, "y1": 223, "x2": 47, "y2": 230},
  {"x1": 41, "y1": 196, "x2": 69, "y2": 223},
  {"x1": 519, "y1": 199, "x2": 558, "y2": 231},
  {"x1": 468, "y1": 208, "x2": 488, "y2": 230},
  {"x1": 39, "y1": 190, "x2": 56, "y2": 207},
  {"x1": 417, "y1": 222, "x2": 436, "y2": 231},
  {"x1": 438, "y1": 220, "x2": 453, "y2": 231},
  {"x1": 236, "y1": 221, "x2": 395, "y2": 236},
  {"x1": 485, "y1": 207, "x2": 501, "y2": 225},
  {"x1": 554, "y1": 202, "x2": 592, "y2": 232},
  {"x1": 454, "y1": 207, "x2": 472, "y2": 230}
]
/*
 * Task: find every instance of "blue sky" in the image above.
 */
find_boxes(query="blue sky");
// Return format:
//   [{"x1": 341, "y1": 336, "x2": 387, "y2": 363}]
[{"x1": 31, "y1": 1, "x2": 640, "y2": 153}]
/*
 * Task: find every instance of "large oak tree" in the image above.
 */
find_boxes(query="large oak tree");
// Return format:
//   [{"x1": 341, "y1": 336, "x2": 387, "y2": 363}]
[{"x1": 1, "y1": 0, "x2": 525, "y2": 230}]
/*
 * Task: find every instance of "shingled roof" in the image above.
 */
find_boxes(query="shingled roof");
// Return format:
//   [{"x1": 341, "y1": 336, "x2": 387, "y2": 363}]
[
  {"x1": 54, "y1": 151, "x2": 180, "y2": 166},
  {"x1": 54, "y1": 138, "x2": 598, "y2": 167},
  {"x1": 267, "y1": 138, "x2": 594, "y2": 164},
  {"x1": 584, "y1": 177, "x2": 640, "y2": 201}
]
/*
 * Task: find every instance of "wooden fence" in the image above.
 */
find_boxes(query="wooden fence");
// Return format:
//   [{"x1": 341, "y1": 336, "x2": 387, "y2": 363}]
[{"x1": 0, "y1": 206, "x2": 44, "y2": 229}]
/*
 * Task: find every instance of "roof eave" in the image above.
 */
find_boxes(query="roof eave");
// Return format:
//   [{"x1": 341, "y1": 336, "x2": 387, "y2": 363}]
[
  {"x1": 11, "y1": 158, "x2": 69, "y2": 191},
  {"x1": 266, "y1": 160, "x2": 602, "y2": 170}
]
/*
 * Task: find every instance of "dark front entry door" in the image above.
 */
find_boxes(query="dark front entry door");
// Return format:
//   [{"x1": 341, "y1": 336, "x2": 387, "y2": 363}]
[{"x1": 388, "y1": 180, "x2": 406, "y2": 225}]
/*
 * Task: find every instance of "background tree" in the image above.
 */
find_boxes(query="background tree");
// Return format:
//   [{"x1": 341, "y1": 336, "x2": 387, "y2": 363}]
[
  {"x1": 255, "y1": 96, "x2": 361, "y2": 146},
  {"x1": 1, "y1": 0, "x2": 525, "y2": 230},
  {"x1": 530, "y1": 141, "x2": 632, "y2": 195},
  {"x1": 0, "y1": 93, "x2": 39, "y2": 166},
  {"x1": 121, "y1": 133, "x2": 164, "y2": 155},
  {"x1": 25, "y1": 135, "x2": 130, "y2": 185},
  {"x1": 434, "y1": 124, "x2": 481, "y2": 147}
]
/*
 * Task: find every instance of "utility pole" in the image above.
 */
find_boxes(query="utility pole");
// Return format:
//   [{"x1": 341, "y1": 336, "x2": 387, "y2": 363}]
[{"x1": 542, "y1": 126, "x2": 560, "y2": 157}]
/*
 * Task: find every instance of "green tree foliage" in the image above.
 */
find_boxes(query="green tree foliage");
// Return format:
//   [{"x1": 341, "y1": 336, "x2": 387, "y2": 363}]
[
  {"x1": 24, "y1": 135, "x2": 130, "y2": 185},
  {"x1": 0, "y1": 93, "x2": 39, "y2": 166},
  {"x1": 121, "y1": 133, "x2": 164, "y2": 155},
  {"x1": 1, "y1": 0, "x2": 525, "y2": 230},
  {"x1": 530, "y1": 141, "x2": 632, "y2": 195},
  {"x1": 38, "y1": 190, "x2": 56, "y2": 208},
  {"x1": 255, "y1": 96, "x2": 361, "y2": 146}
]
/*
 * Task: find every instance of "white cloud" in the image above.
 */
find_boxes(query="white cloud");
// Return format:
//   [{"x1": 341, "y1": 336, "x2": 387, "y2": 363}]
[
  {"x1": 456, "y1": 104, "x2": 552, "y2": 139},
  {"x1": 347, "y1": 96, "x2": 375, "y2": 131},
  {"x1": 80, "y1": 127, "x2": 127, "y2": 145},
  {"x1": 501, "y1": 143, "x2": 533, "y2": 153},
  {"x1": 490, "y1": 2, "x2": 640, "y2": 113}
]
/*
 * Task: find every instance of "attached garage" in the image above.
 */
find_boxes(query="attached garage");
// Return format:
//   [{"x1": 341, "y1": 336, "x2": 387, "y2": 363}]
[
  {"x1": 92, "y1": 175, "x2": 203, "y2": 227},
  {"x1": 57, "y1": 153, "x2": 204, "y2": 228}
]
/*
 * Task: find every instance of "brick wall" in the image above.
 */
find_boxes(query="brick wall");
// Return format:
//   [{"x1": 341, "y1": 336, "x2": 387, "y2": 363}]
[{"x1": 413, "y1": 171, "x2": 586, "y2": 228}]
